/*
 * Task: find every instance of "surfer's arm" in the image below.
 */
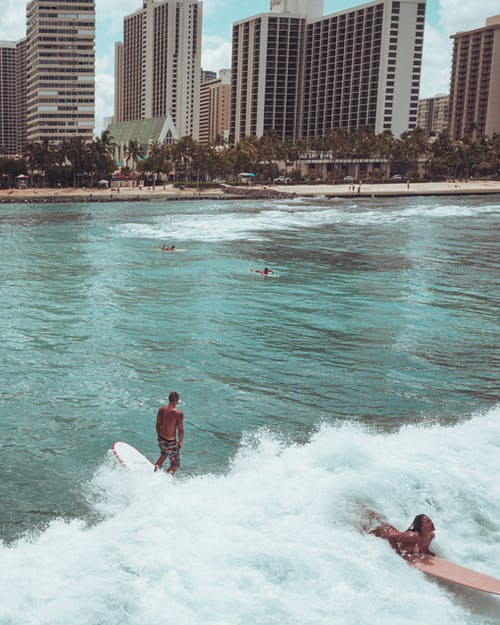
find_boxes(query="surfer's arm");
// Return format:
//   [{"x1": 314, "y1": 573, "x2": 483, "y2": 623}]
[{"x1": 177, "y1": 413, "x2": 184, "y2": 448}]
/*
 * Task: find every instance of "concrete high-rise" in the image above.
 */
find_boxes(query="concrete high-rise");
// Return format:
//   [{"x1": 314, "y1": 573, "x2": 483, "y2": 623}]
[
  {"x1": 0, "y1": 42, "x2": 18, "y2": 155},
  {"x1": 25, "y1": 0, "x2": 95, "y2": 144},
  {"x1": 449, "y1": 15, "x2": 500, "y2": 140},
  {"x1": 417, "y1": 94, "x2": 449, "y2": 135},
  {"x1": 0, "y1": 39, "x2": 28, "y2": 155},
  {"x1": 199, "y1": 69, "x2": 231, "y2": 144},
  {"x1": 230, "y1": 10, "x2": 306, "y2": 141},
  {"x1": 230, "y1": 0, "x2": 425, "y2": 141},
  {"x1": 115, "y1": 0, "x2": 202, "y2": 140}
]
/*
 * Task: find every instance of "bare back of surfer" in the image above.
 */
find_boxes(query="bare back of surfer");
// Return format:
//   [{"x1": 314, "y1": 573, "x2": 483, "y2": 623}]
[
  {"x1": 369, "y1": 512, "x2": 435, "y2": 558},
  {"x1": 154, "y1": 391, "x2": 184, "y2": 474}
]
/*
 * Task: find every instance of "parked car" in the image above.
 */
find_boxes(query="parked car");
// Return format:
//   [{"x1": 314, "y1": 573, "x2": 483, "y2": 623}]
[
  {"x1": 391, "y1": 174, "x2": 402, "y2": 181},
  {"x1": 213, "y1": 177, "x2": 225, "y2": 183},
  {"x1": 343, "y1": 175, "x2": 356, "y2": 182},
  {"x1": 273, "y1": 176, "x2": 291, "y2": 184}
]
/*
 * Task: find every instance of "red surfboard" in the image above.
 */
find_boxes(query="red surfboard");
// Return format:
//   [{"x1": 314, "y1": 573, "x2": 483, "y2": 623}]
[{"x1": 409, "y1": 555, "x2": 500, "y2": 595}]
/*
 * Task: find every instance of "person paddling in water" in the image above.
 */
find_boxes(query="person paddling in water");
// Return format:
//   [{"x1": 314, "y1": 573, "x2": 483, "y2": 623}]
[
  {"x1": 250, "y1": 267, "x2": 274, "y2": 275},
  {"x1": 154, "y1": 391, "x2": 184, "y2": 474},
  {"x1": 370, "y1": 513, "x2": 436, "y2": 558},
  {"x1": 159, "y1": 244, "x2": 176, "y2": 251}
]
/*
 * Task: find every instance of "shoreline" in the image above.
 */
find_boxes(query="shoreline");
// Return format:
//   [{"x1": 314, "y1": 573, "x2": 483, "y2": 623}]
[{"x1": 1, "y1": 180, "x2": 500, "y2": 203}]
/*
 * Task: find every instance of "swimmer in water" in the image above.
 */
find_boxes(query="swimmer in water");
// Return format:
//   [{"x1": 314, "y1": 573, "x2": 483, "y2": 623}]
[{"x1": 250, "y1": 267, "x2": 274, "y2": 275}]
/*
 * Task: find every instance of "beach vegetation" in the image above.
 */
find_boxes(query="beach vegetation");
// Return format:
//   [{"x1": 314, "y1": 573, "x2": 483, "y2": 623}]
[{"x1": 11, "y1": 127, "x2": 500, "y2": 190}]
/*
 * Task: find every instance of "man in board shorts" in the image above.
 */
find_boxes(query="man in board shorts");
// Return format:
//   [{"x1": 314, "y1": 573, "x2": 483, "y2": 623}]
[{"x1": 154, "y1": 391, "x2": 184, "y2": 474}]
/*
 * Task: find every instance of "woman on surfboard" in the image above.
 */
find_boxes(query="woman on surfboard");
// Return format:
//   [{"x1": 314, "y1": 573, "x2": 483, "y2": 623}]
[{"x1": 369, "y1": 513, "x2": 436, "y2": 558}]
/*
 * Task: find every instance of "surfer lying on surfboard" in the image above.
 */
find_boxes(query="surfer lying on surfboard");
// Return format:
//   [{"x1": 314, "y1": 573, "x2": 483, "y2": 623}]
[
  {"x1": 250, "y1": 267, "x2": 274, "y2": 275},
  {"x1": 367, "y1": 511, "x2": 436, "y2": 558},
  {"x1": 159, "y1": 244, "x2": 176, "y2": 251}
]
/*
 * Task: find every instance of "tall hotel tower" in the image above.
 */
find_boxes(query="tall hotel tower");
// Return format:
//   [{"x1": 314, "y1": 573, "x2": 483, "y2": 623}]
[
  {"x1": 231, "y1": 0, "x2": 425, "y2": 141},
  {"x1": 115, "y1": 0, "x2": 202, "y2": 140},
  {"x1": 0, "y1": 42, "x2": 19, "y2": 154},
  {"x1": 448, "y1": 16, "x2": 500, "y2": 140},
  {"x1": 25, "y1": 0, "x2": 95, "y2": 144}
]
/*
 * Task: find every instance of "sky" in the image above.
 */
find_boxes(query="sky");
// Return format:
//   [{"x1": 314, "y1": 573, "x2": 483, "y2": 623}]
[{"x1": 0, "y1": 0, "x2": 498, "y2": 133}]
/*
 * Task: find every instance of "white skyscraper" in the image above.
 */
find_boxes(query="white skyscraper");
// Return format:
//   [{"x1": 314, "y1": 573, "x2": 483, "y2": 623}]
[
  {"x1": 115, "y1": 0, "x2": 202, "y2": 140},
  {"x1": 231, "y1": 0, "x2": 426, "y2": 140}
]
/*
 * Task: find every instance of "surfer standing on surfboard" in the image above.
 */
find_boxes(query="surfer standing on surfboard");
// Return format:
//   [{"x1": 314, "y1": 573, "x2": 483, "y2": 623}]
[
  {"x1": 370, "y1": 513, "x2": 436, "y2": 558},
  {"x1": 154, "y1": 391, "x2": 184, "y2": 474}
]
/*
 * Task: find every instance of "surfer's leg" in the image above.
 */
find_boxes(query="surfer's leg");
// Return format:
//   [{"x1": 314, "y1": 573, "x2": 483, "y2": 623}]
[
  {"x1": 154, "y1": 453, "x2": 167, "y2": 471},
  {"x1": 166, "y1": 445, "x2": 180, "y2": 474}
]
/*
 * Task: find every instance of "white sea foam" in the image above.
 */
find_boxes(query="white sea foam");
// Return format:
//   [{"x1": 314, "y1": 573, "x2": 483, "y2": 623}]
[
  {"x1": 1, "y1": 407, "x2": 499, "y2": 624},
  {"x1": 113, "y1": 200, "x2": 499, "y2": 243}
]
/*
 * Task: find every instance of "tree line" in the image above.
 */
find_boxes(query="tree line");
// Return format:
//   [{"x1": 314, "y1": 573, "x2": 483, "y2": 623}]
[{"x1": 1, "y1": 127, "x2": 499, "y2": 188}]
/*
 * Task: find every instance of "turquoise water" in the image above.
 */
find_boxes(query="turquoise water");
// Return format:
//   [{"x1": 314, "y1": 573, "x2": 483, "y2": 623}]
[{"x1": 0, "y1": 196, "x2": 499, "y2": 624}]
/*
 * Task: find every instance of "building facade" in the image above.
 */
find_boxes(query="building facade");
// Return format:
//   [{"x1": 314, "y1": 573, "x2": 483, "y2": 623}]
[
  {"x1": 230, "y1": 11, "x2": 306, "y2": 142},
  {"x1": 199, "y1": 69, "x2": 231, "y2": 144},
  {"x1": 115, "y1": 0, "x2": 202, "y2": 140},
  {"x1": 449, "y1": 15, "x2": 500, "y2": 140},
  {"x1": 417, "y1": 94, "x2": 449, "y2": 135},
  {"x1": 25, "y1": 0, "x2": 95, "y2": 144},
  {"x1": 230, "y1": 0, "x2": 425, "y2": 141},
  {"x1": 0, "y1": 42, "x2": 17, "y2": 155},
  {"x1": 0, "y1": 39, "x2": 27, "y2": 155}
]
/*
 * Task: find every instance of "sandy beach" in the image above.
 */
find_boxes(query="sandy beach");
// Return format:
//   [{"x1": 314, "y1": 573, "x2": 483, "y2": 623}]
[{"x1": 1, "y1": 179, "x2": 500, "y2": 202}]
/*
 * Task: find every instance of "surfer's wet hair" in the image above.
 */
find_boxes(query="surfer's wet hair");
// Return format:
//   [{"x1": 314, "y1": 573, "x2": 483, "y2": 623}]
[
  {"x1": 408, "y1": 514, "x2": 427, "y2": 533},
  {"x1": 169, "y1": 391, "x2": 179, "y2": 402}
]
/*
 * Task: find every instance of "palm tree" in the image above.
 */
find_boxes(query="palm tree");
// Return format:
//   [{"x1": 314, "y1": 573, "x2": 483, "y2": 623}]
[
  {"x1": 24, "y1": 139, "x2": 52, "y2": 186},
  {"x1": 125, "y1": 139, "x2": 145, "y2": 172}
]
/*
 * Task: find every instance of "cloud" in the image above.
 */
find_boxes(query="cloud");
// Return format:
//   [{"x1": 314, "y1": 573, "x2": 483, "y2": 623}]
[
  {"x1": 438, "y1": 0, "x2": 497, "y2": 33},
  {"x1": 95, "y1": 71, "x2": 115, "y2": 134},
  {"x1": 419, "y1": 0, "x2": 497, "y2": 98},
  {"x1": 201, "y1": 35, "x2": 232, "y2": 71},
  {"x1": 0, "y1": 0, "x2": 27, "y2": 41},
  {"x1": 420, "y1": 24, "x2": 452, "y2": 98}
]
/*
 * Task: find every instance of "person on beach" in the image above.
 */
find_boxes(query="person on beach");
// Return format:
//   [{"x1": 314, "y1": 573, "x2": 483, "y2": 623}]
[
  {"x1": 154, "y1": 391, "x2": 184, "y2": 474},
  {"x1": 250, "y1": 267, "x2": 274, "y2": 275},
  {"x1": 369, "y1": 513, "x2": 436, "y2": 558}
]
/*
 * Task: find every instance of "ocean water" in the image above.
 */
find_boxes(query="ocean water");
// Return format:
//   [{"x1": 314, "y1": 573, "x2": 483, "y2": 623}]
[{"x1": 0, "y1": 195, "x2": 499, "y2": 624}]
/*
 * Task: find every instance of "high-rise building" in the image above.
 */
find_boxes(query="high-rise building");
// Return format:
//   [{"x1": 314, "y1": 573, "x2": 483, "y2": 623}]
[
  {"x1": 230, "y1": 10, "x2": 306, "y2": 141},
  {"x1": 417, "y1": 94, "x2": 449, "y2": 135},
  {"x1": 115, "y1": 0, "x2": 202, "y2": 140},
  {"x1": 199, "y1": 69, "x2": 231, "y2": 144},
  {"x1": 0, "y1": 41, "x2": 17, "y2": 155},
  {"x1": 25, "y1": 0, "x2": 95, "y2": 144},
  {"x1": 449, "y1": 15, "x2": 500, "y2": 140},
  {"x1": 0, "y1": 39, "x2": 27, "y2": 155},
  {"x1": 201, "y1": 70, "x2": 217, "y2": 83},
  {"x1": 230, "y1": 0, "x2": 425, "y2": 141},
  {"x1": 114, "y1": 43, "x2": 124, "y2": 124},
  {"x1": 15, "y1": 39, "x2": 27, "y2": 153}
]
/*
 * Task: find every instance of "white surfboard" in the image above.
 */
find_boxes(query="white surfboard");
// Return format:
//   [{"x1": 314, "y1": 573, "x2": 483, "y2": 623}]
[{"x1": 112, "y1": 441, "x2": 154, "y2": 472}]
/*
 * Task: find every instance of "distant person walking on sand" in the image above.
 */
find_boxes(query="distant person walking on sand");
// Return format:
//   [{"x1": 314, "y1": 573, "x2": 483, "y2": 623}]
[{"x1": 154, "y1": 391, "x2": 184, "y2": 474}]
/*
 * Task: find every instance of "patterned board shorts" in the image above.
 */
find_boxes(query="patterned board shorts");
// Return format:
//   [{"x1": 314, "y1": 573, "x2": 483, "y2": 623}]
[{"x1": 158, "y1": 438, "x2": 180, "y2": 469}]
